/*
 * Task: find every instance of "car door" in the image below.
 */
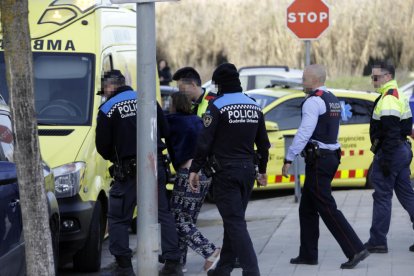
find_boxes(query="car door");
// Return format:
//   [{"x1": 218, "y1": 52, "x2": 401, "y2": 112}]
[
  {"x1": 0, "y1": 168, "x2": 24, "y2": 276},
  {"x1": 0, "y1": 109, "x2": 25, "y2": 276},
  {"x1": 263, "y1": 95, "x2": 304, "y2": 188},
  {"x1": 335, "y1": 96, "x2": 375, "y2": 187}
]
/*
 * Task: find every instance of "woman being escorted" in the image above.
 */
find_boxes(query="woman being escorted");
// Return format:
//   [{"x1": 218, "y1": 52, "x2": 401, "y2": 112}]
[{"x1": 166, "y1": 92, "x2": 220, "y2": 272}]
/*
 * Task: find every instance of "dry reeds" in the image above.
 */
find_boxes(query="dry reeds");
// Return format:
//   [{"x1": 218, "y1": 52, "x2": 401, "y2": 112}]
[{"x1": 156, "y1": 0, "x2": 414, "y2": 80}]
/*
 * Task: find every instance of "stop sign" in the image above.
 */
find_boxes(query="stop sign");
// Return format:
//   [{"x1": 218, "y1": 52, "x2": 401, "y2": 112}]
[{"x1": 287, "y1": 0, "x2": 330, "y2": 40}]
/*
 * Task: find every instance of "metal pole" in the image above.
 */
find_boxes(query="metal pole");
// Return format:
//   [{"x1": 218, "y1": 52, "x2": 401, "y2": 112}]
[
  {"x1": 294, "y1": 156, "x2": 301, "y2": 203},
  {"x1": 305, "y1": 40, "x2": 311, "y2": 66},
  {"x1": 136, "y1": 2, "x2": 159, "y2": 276}
]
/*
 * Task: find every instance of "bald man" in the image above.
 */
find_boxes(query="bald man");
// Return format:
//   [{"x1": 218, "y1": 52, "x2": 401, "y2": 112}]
[{"x1": 282, "y1": 64, "x2": 369, "y2": 269}]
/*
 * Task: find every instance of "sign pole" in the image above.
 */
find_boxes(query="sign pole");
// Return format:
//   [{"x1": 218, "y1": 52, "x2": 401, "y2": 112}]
[
  {"x1": 305, "y1": 40, "x2": 311, "y2": 66},
  {"x1": 110, "y1": 1, "x2": 179, "y2": 275},
  {"x1": 136, "y1": 2, "x2": 159, "y2": 276}
]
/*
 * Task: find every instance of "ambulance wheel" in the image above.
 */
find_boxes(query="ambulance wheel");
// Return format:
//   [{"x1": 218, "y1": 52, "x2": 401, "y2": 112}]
[
  {"x1": 50, "y1": 214, "x2": 60, "y2": 273},
  {"x1": 73, "y1": 201, "x2": 103, "y2": 272},
  {"x1": 365, "y1": 164, "x2": 374, "y2": 189}
]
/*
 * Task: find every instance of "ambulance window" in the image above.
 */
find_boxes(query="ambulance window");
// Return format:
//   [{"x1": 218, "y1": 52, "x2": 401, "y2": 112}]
[
  {"x1": 102, "y1": 55, "x2": 113, "y2": 73},
  {"x1": 265, "y1": 98, "x2": 303, "y2": 130},
  {"x1": 338, "y1": 97, "x2": 374, "y2": 125},
  {"x1": 34, "y1": 53, "x2": 95, "y2": 125}
]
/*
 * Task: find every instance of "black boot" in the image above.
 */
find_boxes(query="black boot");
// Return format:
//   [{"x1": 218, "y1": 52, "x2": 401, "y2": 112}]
[
  {"x1": 159, "y1": 260, "x2": 184, "y2": 276},
  {"x1": 114, "y1": 256, "x2": 135, "y2": 276}
]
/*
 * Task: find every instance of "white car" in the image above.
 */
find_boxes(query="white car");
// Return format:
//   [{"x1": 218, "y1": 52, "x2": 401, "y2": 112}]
[{"x1": 203, "y1": 65, "x2": 303, "y2": 93}]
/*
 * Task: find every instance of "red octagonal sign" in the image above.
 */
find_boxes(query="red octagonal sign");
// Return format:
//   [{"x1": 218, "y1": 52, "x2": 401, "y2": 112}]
[{"x1": 287, "y1": 0, "x2": 330, "y2": 40}]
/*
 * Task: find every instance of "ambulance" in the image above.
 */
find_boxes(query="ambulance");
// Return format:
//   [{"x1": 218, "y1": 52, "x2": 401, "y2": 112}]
[{"x1": 0, "y1": 0, "x2": 146, "y2": 272}]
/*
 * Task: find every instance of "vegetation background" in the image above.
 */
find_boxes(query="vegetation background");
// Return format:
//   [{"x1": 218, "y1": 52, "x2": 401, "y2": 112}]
[{"x1": 156, "y1": 0, "x2": 414, "y2": 90}]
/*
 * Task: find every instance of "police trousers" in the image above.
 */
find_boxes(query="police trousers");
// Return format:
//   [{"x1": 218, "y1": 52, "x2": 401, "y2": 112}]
[
  {"x1": 108, "y1": 159, "x2": 182, "y2": 262},
  {"x1": 108, "y1": 176, "x2": 136, "y2": 258},
  {"x1": 369, "y1": 141, "x2": 414, "y2": 246},
  {"x1": 212, "y1": 159, "x2": 260, "y2": 276},
  {"x1": 158, "y1": 157, "x2": 182, "y2": 262},
  {"x1": 299, "y1": 151, "x2": 364, "y2": 260}
]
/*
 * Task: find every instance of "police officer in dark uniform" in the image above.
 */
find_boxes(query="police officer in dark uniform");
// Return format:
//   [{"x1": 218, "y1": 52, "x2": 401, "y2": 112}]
[
  {"x1": 282, "y1": 64, "x2": 369, "y2": 269},
  {"x1": 96, "y1": 70, "x2": 183, "y2": 276},
  {"x1": 189, "y1": 63, "x2": 270, "y2": 276}
]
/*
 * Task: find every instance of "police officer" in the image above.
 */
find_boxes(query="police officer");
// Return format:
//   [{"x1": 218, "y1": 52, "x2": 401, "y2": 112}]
[
  {"x1": 189, "y1": 63, "x2": 270, "y2": 276},
  {"x1": 96, "y1": 70, "x2": 183, "y2": 276},
  {"x1": 364, "y1": 61, "x2": 414, "y2": 253},
  {"x1": 172, "y1": 67, "x2": 216, "y2": 117},
  {"x1": 282, "y1": 64, "x2": 369, "y2": 269}
]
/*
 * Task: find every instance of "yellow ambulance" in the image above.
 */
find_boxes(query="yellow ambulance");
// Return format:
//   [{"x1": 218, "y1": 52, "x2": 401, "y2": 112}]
[{"x1": 0, "y1": 0, "x2": 145, "y2": 272}]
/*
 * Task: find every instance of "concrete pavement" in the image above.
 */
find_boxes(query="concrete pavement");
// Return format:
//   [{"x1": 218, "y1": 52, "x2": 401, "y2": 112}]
[
  {"x1": 60, "y1": 189, "x2": 414, "y2": 276},
  {"x1": 180, "y1": 189, "x2": 414, "y2": 276}
]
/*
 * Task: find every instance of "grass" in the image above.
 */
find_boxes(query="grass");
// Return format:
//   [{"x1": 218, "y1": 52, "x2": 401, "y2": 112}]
[
  {"x1": 327, "y1": 71, "x2": 414, "y2": 91},
  {"x1": 156, "y1": 0, "x2": 414, "y2": 84}
]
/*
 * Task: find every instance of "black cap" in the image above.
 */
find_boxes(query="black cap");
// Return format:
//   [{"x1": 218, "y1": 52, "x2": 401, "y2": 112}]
[
  {"x1": 172, "y1": 67, "x2": 201, "y2": 86},
  {"x1": 212, "y1": 63, "x2": 242, "y2": 94},
  {"x1": 97, "y1": 69, "x2": 125, "y2": 95},
  {"x1": 102, "y1": 69, "x2": 125, "y2": 82}
]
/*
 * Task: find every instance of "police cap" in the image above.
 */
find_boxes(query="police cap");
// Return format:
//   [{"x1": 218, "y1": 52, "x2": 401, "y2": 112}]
[{"x1": 212, "y1": 63, "x2": 242, "y2": 94}]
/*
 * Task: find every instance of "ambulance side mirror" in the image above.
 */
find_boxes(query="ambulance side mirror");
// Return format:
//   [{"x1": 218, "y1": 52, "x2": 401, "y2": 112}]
[{"x1": 265, "y1": 121, "x2": 279, "y2": 132}]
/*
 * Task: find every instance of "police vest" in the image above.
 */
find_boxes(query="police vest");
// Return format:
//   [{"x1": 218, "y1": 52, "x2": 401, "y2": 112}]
[
  {"x1": 371, "y1": 80, "x2": 412, "y2": 141},
  {"x1": 194, "y1": 91, "x2": 216, "y2": 118},
  {"x1": 307, "y1": 90, "x2": 341, "y2": 144}
]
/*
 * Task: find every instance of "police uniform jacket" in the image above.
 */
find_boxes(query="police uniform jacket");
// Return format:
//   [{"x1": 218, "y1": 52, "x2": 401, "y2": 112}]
[
  {"x1": 370, "y1": 80, "x2": 412, "y2": 160},
  {"x1": 189, "y1": 91, "x2": 270, "y2": 174},
  {"x1": 96, "y1": 86, "x2": 137, "y2": 163}
]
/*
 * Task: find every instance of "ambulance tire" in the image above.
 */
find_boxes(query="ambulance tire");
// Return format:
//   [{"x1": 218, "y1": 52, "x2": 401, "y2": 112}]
[
  {"x1": 73, "y1": 201, "x2": 103, "y2": 272},
  {"x1": 365, "y1": 164, "x2": 374, "y2": 189},
  {"x1": 50, "y1": 214, "x2": 60, "y2": 273}
]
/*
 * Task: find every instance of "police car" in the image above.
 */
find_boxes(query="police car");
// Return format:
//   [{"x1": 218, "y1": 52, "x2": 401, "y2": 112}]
[{"x1": 246, "y1": 88, "x2": 413, "y2": 190}]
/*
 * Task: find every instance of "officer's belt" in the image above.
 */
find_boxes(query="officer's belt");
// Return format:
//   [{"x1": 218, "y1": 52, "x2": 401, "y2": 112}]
[
  {"x1": 318, "y1": 148, "x2": 339, "y2": 155},
  {"x1": 216, "y1": 157, "x2": 254, "y2": 162}
]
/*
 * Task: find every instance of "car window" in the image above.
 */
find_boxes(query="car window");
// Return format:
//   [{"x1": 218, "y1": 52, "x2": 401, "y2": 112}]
[
  {"x1": 255, "y1": 75, "x2": 282, "y2": 89},
  {"x1": 240, "y1": 76, "x2": 248, "y2": 91},
  {"x1": 338, "y1": 97, "x2": 374, "y2": 125},
  {"x1": 265, "y1": 98, "x2": 303, "y2": 130},
  {"x1": 247, "y1": 93, "x2": 278, "y2": 109}
]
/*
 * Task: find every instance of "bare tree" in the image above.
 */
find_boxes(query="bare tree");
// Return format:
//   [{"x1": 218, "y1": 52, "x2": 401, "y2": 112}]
[{"x1": 0, "y1": 0, "x2": 55, "y2": 275}]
